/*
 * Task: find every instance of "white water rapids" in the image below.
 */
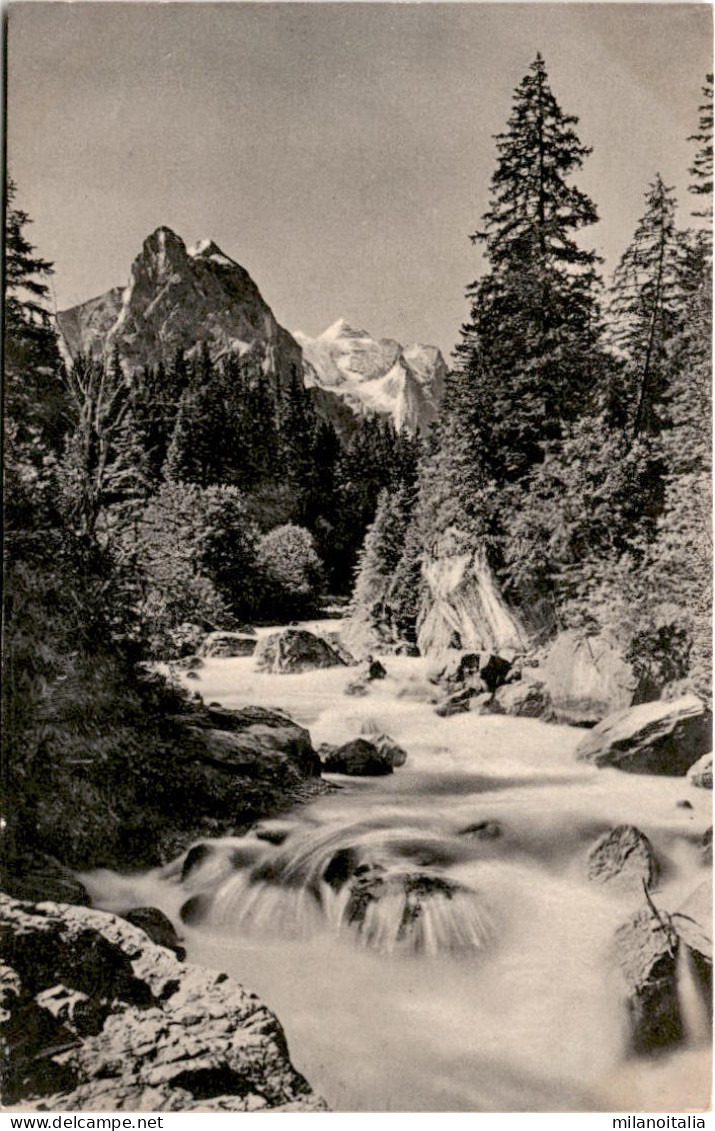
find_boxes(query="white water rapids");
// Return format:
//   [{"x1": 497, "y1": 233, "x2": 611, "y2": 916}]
[{"x1": 80, "y1": 633, "x2": 712, "y2": 1112}]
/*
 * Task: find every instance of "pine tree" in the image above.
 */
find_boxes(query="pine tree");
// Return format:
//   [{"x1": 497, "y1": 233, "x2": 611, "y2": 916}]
[
  {"x1": 688, "y1": 74, "x2": 713, "y2": 215},
  {"x1": 607, "y1": 175, "x2": 682, "y2": 437},
  {"x1": 4, "y1": 178, "x2": 66, "y2": 447},
  {"x1": 457, "y1": 53, "x2": 602, "y2": 483}
]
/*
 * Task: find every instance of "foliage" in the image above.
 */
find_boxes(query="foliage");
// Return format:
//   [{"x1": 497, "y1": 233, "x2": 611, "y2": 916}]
[{"x1": 255, "y1": 523, "x2": 325, "y2": 620}]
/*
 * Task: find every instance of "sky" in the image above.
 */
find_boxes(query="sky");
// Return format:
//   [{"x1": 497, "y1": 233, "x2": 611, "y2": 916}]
[{"x1": 6, "y1": 2, "x2": 713, "y2": 358}]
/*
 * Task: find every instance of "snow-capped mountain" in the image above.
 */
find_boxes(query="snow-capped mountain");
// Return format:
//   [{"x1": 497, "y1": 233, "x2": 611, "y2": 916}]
[
  {"x1": 296, "y1": 319, "x2": 445, "y2": 435},
  {"x1": 56, "y1": 227, "x2": 302, "y2": 388}
]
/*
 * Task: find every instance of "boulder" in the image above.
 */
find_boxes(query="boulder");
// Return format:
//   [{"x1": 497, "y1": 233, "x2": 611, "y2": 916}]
[
  {"x1": 364, "y1": 658, "x2": 387, "y2": 681},
  {"x1": 688, "y1": 752, "x2": 713, "y2": 789},
  {"x1": 371, "y1": 733, "x2": 408, "y2": 768},
  {"x1": 198, "y1": 631, "x2": 257, "y2": 658},
  {"x1": 587, "y1": 825, "x2": 659, "y2": 893},
  {"x1": 319, "y1": 631, "x2": 357, "y2": 666},
  {"x1": 540, "y1": 631, "x2": 641, "y2": 726},
  {"x1": 493, "y1": 678, "x2": 552, "y2": 719},
  {"x1": 455, "y1": 652, "x2": 512, "y2": 693},
  {"x1": 614, "y1": 906, "x2": 682, "y2": 1052},
  {"x1": 344, "y1": 678, "x2": 369, "y2": 697},
  {"x1": 321, "y1": 738, "x2": 393, "y2": 776},
  {"x1": 0, "y1": 854, "x2": 91, "y2": 907},
  {"x1": 435, "y1": 688, "x2": 478, "y2": 717},
  {"x1": 0, "y1": 894, "x2": 326, "y2": 1111},
  {"x1": 468, "y1": 691, "x2": 497, "y2": 716},
  {"x1": 576, "y1": 695, "x2": 712, "y2": 775},
  {"x1": 190, "y1": 706, "x2": 320, "y2": 781},
  {"x1": 254, "y1": 630, "x2": 346, "y2": 674},
  {"x1": 121, "y1": 908, "x2": 186, "y2": 961},
  {"x1": 459, "y1": 820, "x2": 503, "y2": 840}
]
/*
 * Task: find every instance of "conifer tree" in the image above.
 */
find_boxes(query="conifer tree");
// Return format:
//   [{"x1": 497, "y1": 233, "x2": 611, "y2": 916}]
[
  {"x1": 457, "y1": 53, "x2": 601, "y2": 483},
  {"x1": 688, "y1": 74, "x2": 713, "y2": 215},
  {"x1": 607, "y1": 175, "x2": 682, "y2": 437}
]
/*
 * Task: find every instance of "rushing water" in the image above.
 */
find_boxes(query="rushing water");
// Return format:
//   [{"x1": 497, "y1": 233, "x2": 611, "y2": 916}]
[{"x1": 81, "y1": 639, "x2": 712, "y2": 1112}]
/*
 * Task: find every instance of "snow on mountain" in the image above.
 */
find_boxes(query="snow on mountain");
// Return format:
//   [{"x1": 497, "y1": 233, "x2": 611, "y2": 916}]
[{"x1": 296, "y1": 321, "x2": 445, "y2": 436}]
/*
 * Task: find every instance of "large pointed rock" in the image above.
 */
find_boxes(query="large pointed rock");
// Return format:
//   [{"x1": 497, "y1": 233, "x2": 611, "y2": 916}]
[
  {"x1": 56, "y1": 228, "x2": 302, "y2": 389},
  {"x1": 575, "y1": 695, "x2": 712, "y2": 775},
  {"x1": 417, "y1": 548, "x2": 530, "y2": 657}
]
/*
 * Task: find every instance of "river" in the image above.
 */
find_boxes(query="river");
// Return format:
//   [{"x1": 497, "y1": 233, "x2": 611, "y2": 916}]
[{"x1": 79, "y1": 632, "x2": 712, "y2": 1112}]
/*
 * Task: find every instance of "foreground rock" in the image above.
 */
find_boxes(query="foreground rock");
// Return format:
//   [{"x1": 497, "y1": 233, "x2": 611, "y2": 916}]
[
  {"x1": 576, "y1": 695, "x2": 712, "y2": 775},
  {"x1": 541, "y1": 631, "x2": 641, "y2": 726},
  {"x1": 254, "y1": 629, "x2": 347, "y2": 674},
  {"x1": 614, "y1": 885, "x2": 712, "y2": 1054},
  {"x1": 198, "y1": 630, "x2": 257, "y2": 658},
  {"x1": 321, "y1": 738, "x2": 393, "y2": 776},
  {"x1": 688, "y1": 752, "x2": 713, "y2": 789},
  {"x1": 0, "y1": 895, "x2": 327, "y2": 1112},
  {"x1": 587, "y1": 826, "x2": 659, "y2": 894}
]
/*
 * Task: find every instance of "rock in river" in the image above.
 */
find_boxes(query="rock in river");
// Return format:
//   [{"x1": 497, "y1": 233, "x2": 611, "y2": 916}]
[
  {"x1": 688, "y1": 752, "x2": 713, "y2": 789},
  {"x1": 321, "y1": 738, "x2": 394, "y2": 776},
  {"x1": 254, "y1": 629, "x2": 346, "y2": 674},
  {"x1": 0, "y1": 894, "x2": 327, "y2": 1111},
  {"x1": 576, "y1": 694, "x2": 712, "y2": 775},
  {"x1": 587, "y1": 825, "x2": 659, "y2": 894}
]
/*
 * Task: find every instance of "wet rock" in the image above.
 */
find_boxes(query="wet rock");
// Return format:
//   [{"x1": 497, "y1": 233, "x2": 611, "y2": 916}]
[
  {"x1": 322, "y1": 847, "x2": 360, "y2": 892},
  {"x1": 321, "y1": 738, "x2": 393, "y2": 776},
  {"x1": 493, "y1": 678, "x2": 552, "y2": 719},
  {"x1": 468, "y1": 691, "x2": 497, "y2": 716},
  {"x1": 176, "y1": 655, "x2": 204, "y2": 671},
  {"x1": 576, "y1": 695, "x2": 712, "y2": 775},
  {"x1": 587, "y1": 825, "x2": 659, "y2": 893},
  {"x1": 343, "y1": 867, "x2": 483, "y2": 952},
  {"x1": 254, "y1": 629, "x2": 346, "y2": 674},
  {"x1": 676, "y1": 799, "x2": 694, "y2": 810},
  {"x1": 181, "y1": 843, "x2": 217, "y2": 881},
  {"x1": 372, "y1": 733, "x2": 408, "y2": 768},
  {"x1": 0, "y1": 895, "x2": 326, "y2": 1111},
  {"x1": 461, "y1": 653, "x2": 512, "y2": 694},
  {"x1": 364, "y1": 657, "x2": 387, "y2": 681},
  {"x1": 688, "y1": 752, "x2": 713, "y2": 789},
  {"x1": 179, "y1": 894, "x2": 214, "y2": 926},
  {"x1": 701, "y1": 827, "x2": 712, "y2": 866},
  {"x1": 254, "y1": 821, "x2": 295, "y2": 846},
  {"x1": 198, "y1": 631, "x2": 257, "y2": 658},
  {"x1": 435, "y1": 687, "x2": 479, "y2": 717},
  {"x1": 192, "y1": 708, "x2": 320, "y2": 781},
  {"x1": 614, "y1": 905, "x2": 681, "y2": 1053},
  {"x1": 319, "y1": 631, "x2": 357, "y2": 666},
  {"x1": 541, "y1": 630, "x2": 641, "y2": 726},
  {"x1": 121, "y1": 909, "x2": 185, "y2": 961},
  {"x1": 0, "y1": 854, "x2": 91, "y2": 907},
  {"x1": 344, "y1": 678, "x2": 369, "y2": 697},
  {"x1": 459, "y1": 820, "x2": 503, "y2": 840}
]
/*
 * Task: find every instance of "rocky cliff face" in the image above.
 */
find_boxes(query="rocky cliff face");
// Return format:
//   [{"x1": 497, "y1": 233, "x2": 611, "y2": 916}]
[
  {"x1": 56, "y1": 228, "x2": 303, "y2": 388},
  {"x1": 296, "y1": 319, "x2": 445, "y2": 436}
]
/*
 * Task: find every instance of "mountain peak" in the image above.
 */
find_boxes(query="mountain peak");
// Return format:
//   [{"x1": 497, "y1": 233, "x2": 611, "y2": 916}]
[{"x1": 320, "y1": 318, "x2": 369, "y2": 341}]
